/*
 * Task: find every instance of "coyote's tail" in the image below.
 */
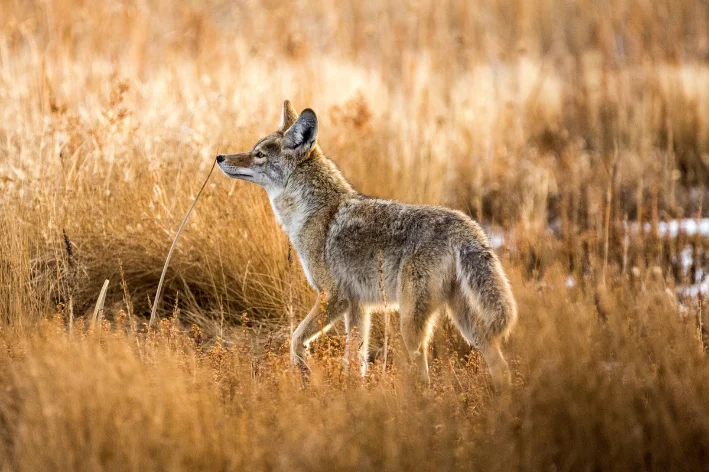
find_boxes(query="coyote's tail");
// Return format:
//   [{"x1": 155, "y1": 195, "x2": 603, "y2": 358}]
[{"x1": 454, "y1": 241, "x2": 518, "y2": 342}]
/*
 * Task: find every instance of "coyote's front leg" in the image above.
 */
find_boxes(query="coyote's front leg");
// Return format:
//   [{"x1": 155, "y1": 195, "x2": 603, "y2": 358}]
[
  {"x1": 291, "y1": 292, "x2": 348, "y2": 370},
  {"x1": 343, "y1": 302, "x2": 371, "y2": 376}
]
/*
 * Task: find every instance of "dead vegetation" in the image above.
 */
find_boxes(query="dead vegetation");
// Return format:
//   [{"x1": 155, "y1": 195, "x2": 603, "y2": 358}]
[{"x1": 1, "y1": 0, "x2": 709, "y2": 470}]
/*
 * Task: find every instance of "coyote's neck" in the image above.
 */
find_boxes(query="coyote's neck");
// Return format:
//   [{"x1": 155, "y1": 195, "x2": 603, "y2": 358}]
[{"x1": 267, "y1": 155, "x2": 355, "y2": 289}]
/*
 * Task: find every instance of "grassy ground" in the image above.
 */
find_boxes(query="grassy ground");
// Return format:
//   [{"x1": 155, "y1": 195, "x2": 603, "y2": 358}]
[{"x1": 1, "y1": 0, "x2": 709, "y2": 470}]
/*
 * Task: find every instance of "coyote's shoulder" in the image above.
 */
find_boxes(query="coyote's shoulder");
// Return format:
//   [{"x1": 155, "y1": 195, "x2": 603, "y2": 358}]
[{"x1": 216, "y1": 100, "x2": 517, "y2": 390}]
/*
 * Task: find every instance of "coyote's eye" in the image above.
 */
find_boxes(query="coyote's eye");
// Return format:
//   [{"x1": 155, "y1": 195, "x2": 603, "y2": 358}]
[{"x1": 254, "y1": 150, "x2": 266, "y2": 159}]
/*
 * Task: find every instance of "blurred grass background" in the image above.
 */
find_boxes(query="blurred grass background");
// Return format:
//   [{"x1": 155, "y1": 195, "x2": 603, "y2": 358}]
[{"x1": 1, "y1": 0, "x2": 709, "y2": 470}]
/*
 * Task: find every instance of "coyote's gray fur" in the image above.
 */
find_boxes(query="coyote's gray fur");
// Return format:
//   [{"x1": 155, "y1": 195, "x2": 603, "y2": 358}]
[{"x1": 217, "y1": 101, "x2": 517, "y2": 390}]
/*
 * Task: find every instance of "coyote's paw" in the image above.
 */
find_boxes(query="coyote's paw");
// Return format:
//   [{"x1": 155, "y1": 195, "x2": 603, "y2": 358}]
[
  {"x1": 290, "y1": 350, "x2": 310, "y2": 385},
  {"x1": 290, "y1": 349, "x2": 306, "y2": 368},
  {"x1": 340, "y1": 356, "x2": 351, "y2": 372}
]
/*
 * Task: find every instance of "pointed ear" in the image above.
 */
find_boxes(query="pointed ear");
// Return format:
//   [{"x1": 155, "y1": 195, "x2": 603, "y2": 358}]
[
  {"x1": 279, "y1": 100, "x2": 298, "y2": 132},
  {"x1": 284, "y1": 109, "x2": 318, "y2": 154}
]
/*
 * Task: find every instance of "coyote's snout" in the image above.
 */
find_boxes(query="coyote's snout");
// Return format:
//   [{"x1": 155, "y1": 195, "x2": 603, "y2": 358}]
[{"x1": 217, "y1": 100, "x2": 517, "y2": 390}]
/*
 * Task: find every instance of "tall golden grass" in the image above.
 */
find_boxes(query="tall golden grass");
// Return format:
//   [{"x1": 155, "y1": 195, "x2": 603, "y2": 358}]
[{"x1": 1, "y1": 0, "x2": 709, "y2": 469}]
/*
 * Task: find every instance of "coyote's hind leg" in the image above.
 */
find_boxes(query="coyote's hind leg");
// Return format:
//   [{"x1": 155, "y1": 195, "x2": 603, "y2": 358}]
[{"x1": 399, "y1": 263, "x2": 440, "y2": 384}]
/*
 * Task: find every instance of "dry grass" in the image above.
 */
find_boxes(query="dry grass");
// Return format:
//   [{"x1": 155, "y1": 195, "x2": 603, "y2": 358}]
[{"x1": 1, "y1": 0, "x2": 709, "y2": 470}]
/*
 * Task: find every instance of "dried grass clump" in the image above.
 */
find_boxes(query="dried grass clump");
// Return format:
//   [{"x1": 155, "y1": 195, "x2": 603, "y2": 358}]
[{"x1": 0, "y1": 273, "x2": 707, "y2": 471}]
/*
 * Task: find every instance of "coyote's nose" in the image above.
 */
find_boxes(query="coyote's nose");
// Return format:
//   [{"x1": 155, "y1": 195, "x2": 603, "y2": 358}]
[{"x1": 216, "y1": 154, "x2": 225, "y2": 164}]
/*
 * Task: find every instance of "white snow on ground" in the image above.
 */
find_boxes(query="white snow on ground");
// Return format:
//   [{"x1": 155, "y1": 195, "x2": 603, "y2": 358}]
[
  {"x1": 625, "y1": 218, "x2": 709, "y2": 238},
  {"x1": 488, "y1": 232, "x2": 505, "y2": 249},
  {"x1": 486, "y1": 219, "x2": 708, "y2": 297},
  {"x1": 655, "y1": 218, "x2": 709, "y2": 238},
  {"x1": 679, "y1": 279, "x2": 709, "y2": 297}
]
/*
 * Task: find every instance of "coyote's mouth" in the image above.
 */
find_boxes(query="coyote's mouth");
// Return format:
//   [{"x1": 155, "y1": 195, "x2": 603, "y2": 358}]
[
  {"x1": 228, "y1": 171, "x2": 253, "y2": 178},
  {"x1": 217, "y1": 164, "x2": 254, "y2": 179}
]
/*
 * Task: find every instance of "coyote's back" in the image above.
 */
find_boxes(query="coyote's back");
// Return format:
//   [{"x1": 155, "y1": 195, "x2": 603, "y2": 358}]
[{"x1": 217, "y1": 100, "x2": 517, "y2": 390}]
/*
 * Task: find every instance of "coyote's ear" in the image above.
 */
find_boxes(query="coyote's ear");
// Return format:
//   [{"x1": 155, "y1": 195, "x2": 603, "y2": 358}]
[
  {"x1": 284, "y1": 109, "x2": 318, "y2": 154},
  {"x1": 280, "y1": 100, "x2": 298, "y2": 132}
]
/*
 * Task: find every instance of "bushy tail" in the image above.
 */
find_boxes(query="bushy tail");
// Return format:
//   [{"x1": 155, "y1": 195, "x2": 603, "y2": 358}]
[{"x1": 455, "y1": 242, "x2": 518, "y2": 342}]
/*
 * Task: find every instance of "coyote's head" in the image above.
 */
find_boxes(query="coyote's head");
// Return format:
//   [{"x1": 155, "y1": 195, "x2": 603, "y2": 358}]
[{"x1": 216, "y1": 100, "x2": 318, "y2": 193}]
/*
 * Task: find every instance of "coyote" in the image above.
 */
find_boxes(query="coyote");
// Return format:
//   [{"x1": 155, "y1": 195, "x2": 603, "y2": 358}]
[{"x1": 217, "y1": 101, "x2": 517, "y2": 390}]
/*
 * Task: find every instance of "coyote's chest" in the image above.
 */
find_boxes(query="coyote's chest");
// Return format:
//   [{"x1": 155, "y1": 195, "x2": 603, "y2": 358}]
[{"x1": 269, "y1": 193, "x2": 321, "y2": 288}]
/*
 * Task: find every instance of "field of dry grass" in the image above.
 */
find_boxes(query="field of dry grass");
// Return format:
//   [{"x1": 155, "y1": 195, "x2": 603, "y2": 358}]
[{"x1": 1, "y1": 0, "x2": 709, "y2": 470}]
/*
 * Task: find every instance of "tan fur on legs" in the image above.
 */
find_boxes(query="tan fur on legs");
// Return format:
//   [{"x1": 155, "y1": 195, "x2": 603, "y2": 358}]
[
  {"x1": 291, "y1": 293, "x2": 348, "y2": 369},
  {"x1": 400, "y1": 313, "x2": 434, "y2": 384},
  {"x1": 399, "y1": 266, "x2": 439, "y2": 384},
  {"x1": 344, "y1": 302, "x2": 371, "y2": 376}
]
